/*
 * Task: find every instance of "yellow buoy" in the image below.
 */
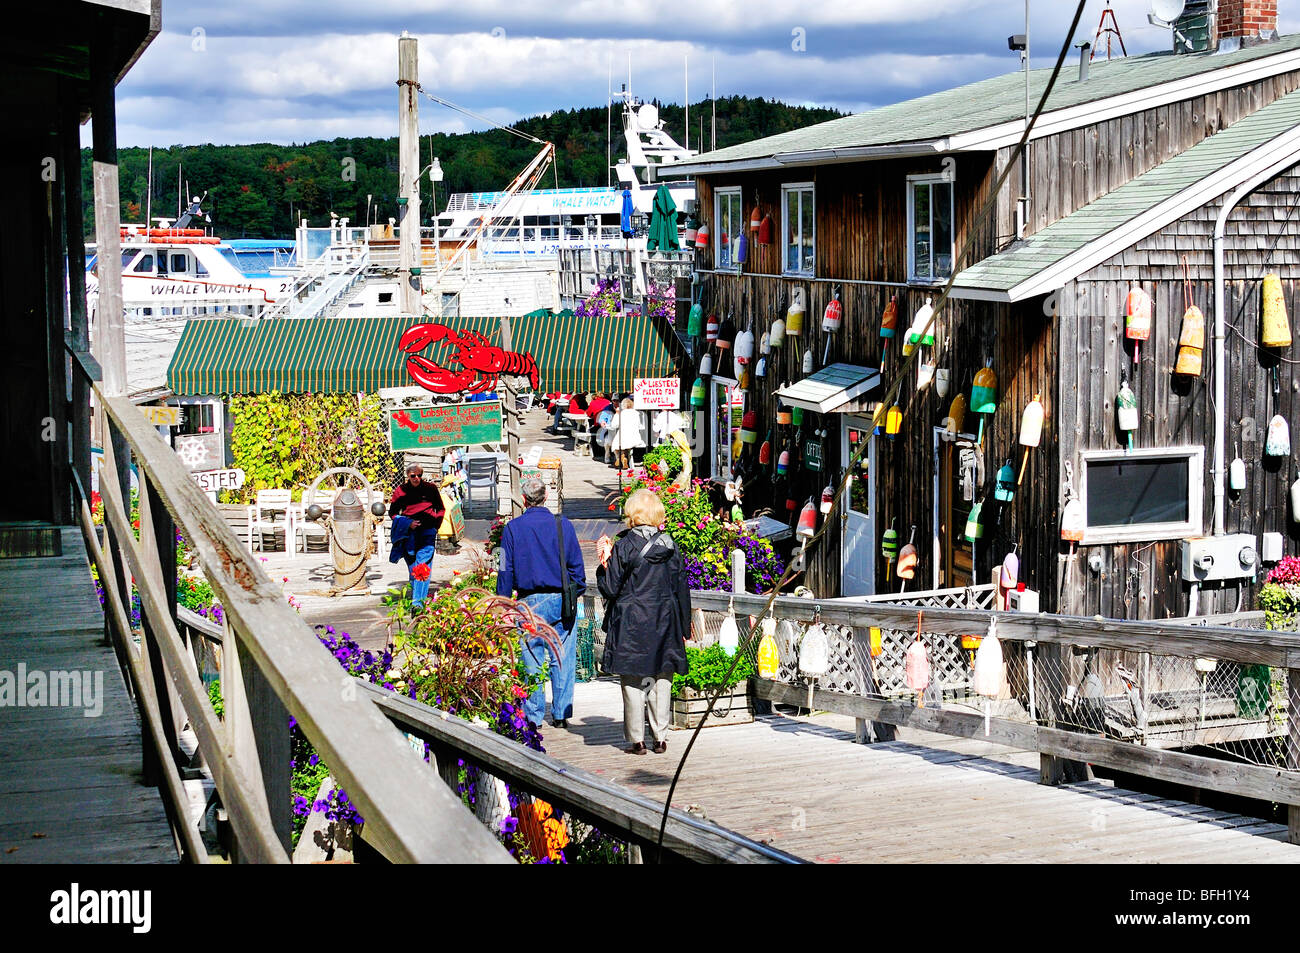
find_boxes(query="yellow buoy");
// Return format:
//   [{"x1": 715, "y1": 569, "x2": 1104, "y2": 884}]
[
  {"x1": 1175, "y1": 304, "x2": 1205, "y2": 376},
  {"x1": 946, "y1": 392, "x2": 967, "y2": 435},
  {"x1": 1263, "y1": 272, "x2": 1291, "y2": 348}
]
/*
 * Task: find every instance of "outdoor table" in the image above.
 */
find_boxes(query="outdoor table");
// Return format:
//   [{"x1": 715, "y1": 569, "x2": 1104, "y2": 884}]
[{"x1": 564, "y1": 413, "x2": 593, "y2": 456}]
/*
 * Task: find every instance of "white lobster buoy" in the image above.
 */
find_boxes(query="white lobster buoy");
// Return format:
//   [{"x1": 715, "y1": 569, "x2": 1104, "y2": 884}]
[
  {"x1": 904, "y1": 640, "x2": 930, "y2": 692},
  {"x1": 717, "y1": 611, "x2": 739, "y2": 655},
  {"x1": 798, "y1": 625, "x2": 830, "y2": 678}
]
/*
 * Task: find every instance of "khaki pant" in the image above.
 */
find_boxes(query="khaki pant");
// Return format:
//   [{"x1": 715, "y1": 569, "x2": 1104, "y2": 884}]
[{"x1": 620, "y1": 673, "x2": 672, "y2": 744}]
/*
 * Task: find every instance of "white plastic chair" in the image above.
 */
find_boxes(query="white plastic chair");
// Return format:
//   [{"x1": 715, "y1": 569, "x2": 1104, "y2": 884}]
[
  {"x1": 247, "y1": 489, "x2": 293, "y2": 553},
  {"x1": 466, "y1": 457, "x2": 499, "y2": 509}
]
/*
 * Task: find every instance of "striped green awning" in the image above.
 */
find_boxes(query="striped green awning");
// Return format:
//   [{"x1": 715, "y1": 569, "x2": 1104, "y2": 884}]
[{"x1": 166, "y1": 313, "x2": 682, "y2": 395}]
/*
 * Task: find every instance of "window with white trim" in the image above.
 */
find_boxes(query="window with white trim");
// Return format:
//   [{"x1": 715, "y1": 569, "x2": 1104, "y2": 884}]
[
  {"x1": 907, "y1": 173, "x2": 954, "y2": 282},
  {"x1": 714, "y1": 187, "x2": 742, "y2": 271},
  {"x1": 711, "y1": 378, "x2": 741, "y2": 479},
  {"x1": 782, "y1": 183, "x2": 815, "y2": 275},
  {"x1": 1079, "y1": 446, "x2": 1204, "y2": 545}
]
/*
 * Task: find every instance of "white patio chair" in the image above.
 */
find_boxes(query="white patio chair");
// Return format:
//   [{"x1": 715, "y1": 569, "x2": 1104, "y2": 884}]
[{"x1": 246, "y1": 489, "x2": 293, "y2": 553}]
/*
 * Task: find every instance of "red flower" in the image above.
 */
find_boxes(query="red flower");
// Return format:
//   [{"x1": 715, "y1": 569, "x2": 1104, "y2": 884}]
[{"x1": 411, "y1": 563, "x2": 431, "y2": 581}]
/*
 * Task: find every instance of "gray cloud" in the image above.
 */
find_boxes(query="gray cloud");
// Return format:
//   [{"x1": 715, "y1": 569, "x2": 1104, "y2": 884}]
[{"x1": 103, "y1": 1, "x2": 1300, "y2": 147}]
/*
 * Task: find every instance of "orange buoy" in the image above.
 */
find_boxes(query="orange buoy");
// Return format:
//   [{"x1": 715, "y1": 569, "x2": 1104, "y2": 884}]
[
  {"x1": 1125, "y1": 286, "x2": 1153, "y2": 364},
  {"x1": 1175, "y1": 305, "x2": 1205, "y2": 376}
]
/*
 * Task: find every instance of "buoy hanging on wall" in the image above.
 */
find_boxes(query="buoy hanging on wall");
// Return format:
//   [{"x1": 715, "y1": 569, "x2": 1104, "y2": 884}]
[
  {"x1": 694, "y1": 221, "x2": 710, "y2": 248},
  {"x1": 881, "y1": 520, "x2": 898, "y2": 580},
  {"x1": 964, "y1": 500, "x2": 985, "y2": 541},
  {"x1": 687, "y1": 302, "x2": 703, "y2": 337},
  {"x1": 1175, "y1": 256, "x2": 1204, "y2": 376},
  {"x1": 971, "y1": 360, "x2": 998, "y2": 444},
  {"x1": 786, "y1": 287, "x2": 806, "y2": 337},
  {"x1": 699, "y1": 351, "x2": 713, "y2": 377},
  {"x1": 756, "y1": 620, "x2": 780, "y2": 679},
  {"x1": 1229, "y1": 453, "x2": 1246, "y2": 492},
  {"x1": 935, "y1": 367, "x2": 951, "y2": 399},
  {"x1": 946, "y1": 393, "x2": 967, "y2": 436},
  {"x1": 904, "y1": 639, "x2": 930, "y2": 693},
  {"x1": 1117, "y1": 379, "x2": 1139, "y2": 452},
  {"x1": 769, "y1": 313, "x2": 786, "y2": 347},
  {"x1": 993, "y1": 460, "x2": 1016, "y2": 502},
  {"x1": 690, "y1": 377, "x2": 706, "y2": 407},
  {"x1": 819, "y1": 484, "x2": 835, "y2": 514},
  {"x1": 776, "y1": 396, "x2": 792, "y2": 426},
  {"x1": 735, "y1": 326, "x2": 755, "y2": 365},
  {"x1": 879, "y1": 295, "x2": 898, "y2": 359},
  {"x1": 896, "y1": 526, "x2": 918, "y2": 590},
  {"x1": 705, "y1": 314, "x2": 719, "y2": 343},
  {"x1": 797, "y1": 499, "x2": 817, "y2": 539},
  {"x1": 776, "y1": 448, "x2": 790, "y2": 475},
  {"x1": 802, "y1": 348, "x2": 814, "y2": 375},
  {"x1": 1265, "y1": 414, "x2": 1291, "y2": 457},
  {"x1": 1061, "y1": 497, "x2": 1085, "y2": 542},
  {"x1": 1262, "y1": 272, "x2": 1292, "y2": 348},
  {"x1": 735, "y1": 231, "x2": 748, "y2": 266},
  {"x1": 903, "y1": 297, "x2": 935, "y2": 357},
  {"x1": 684, "y1": 216, "x2": 699, "y2": 246},
  {"x1": 1125, "y1": 286, "x2": 1153, "y2": 364},
  {"x1": 1017, "y1": 393, "x2": 1045, "y2": 485}
]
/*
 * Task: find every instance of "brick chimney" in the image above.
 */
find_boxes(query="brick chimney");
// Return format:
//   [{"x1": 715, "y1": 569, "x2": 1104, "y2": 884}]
[{"x1": 1216, "y1": 0, "x2": 1279, "y2": 51}]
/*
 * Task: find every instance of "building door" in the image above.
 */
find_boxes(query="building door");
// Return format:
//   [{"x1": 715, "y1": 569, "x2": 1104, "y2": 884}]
[{"x1": 840, "y1": 416, "x2": 876, "y2": 596}]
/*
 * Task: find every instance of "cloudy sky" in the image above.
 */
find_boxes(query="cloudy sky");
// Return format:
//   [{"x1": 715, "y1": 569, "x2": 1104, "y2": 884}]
[{"x1": 106, "y1": 0, "x2": 1300, "y2": 147}]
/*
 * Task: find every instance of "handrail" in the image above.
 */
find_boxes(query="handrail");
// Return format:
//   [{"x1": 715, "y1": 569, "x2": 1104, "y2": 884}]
[
  {"x1": 689, "y1": 589, "x2": 1300, "y2": 844},
  {"x1": 355, "y1": 682, "x2": 803, "y2": 864},
  {"x1": 690, "y1": 592, "x2": 1300, "y2": 669},
  {"x1": 93, "y1": 384, "x2": 510, "y2": 863}
]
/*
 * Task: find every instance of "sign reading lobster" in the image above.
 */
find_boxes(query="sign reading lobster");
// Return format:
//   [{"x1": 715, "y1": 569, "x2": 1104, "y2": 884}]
[{"x1": 398, "y1": 322, "x2": 540, "y2": 395}]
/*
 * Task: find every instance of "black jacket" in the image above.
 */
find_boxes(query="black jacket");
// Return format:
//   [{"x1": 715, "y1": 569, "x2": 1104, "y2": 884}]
[{"x1": 597, "y1": 526, "x2": 691, "y2": 678}]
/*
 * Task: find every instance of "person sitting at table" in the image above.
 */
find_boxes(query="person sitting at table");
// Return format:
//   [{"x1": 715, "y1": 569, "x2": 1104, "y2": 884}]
[
  {"x1": 545, "y1": 393, "x2": 572, "y2": 434},
  {"x1": 586, "y1": 392, "x2": 613, "y2": 428}
]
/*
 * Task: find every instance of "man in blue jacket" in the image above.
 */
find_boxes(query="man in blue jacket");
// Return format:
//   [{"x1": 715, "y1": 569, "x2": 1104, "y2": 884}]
[{"x1": 496, "y1": 475, "x2": 586, "y2": 729}]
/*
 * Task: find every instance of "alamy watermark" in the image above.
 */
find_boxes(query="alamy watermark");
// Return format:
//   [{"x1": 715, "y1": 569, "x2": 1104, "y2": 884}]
[{"x1": 0, "y1": 664, "x2": 104, "y2": 717}]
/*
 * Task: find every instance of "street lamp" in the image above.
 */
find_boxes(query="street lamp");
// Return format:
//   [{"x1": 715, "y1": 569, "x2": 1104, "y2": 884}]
[{"x1": 421, "y1": 157, "x2": 444, "y2": 271}]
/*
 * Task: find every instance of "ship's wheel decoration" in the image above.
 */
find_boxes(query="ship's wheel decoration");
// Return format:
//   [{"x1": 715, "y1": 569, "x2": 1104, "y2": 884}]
[{"x1": 398, "y1": 323, "x2": 540, "y2": 395}]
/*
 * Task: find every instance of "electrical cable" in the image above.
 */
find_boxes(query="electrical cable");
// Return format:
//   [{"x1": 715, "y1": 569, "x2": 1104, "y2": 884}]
[{"x1": 653, "y1": 0, "x2": 1092, "y2": 862}]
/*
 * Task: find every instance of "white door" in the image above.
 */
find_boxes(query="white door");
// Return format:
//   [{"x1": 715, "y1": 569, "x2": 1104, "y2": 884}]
[{"x1": 840, "y1": 416, "x2": 876, "y2": 596}]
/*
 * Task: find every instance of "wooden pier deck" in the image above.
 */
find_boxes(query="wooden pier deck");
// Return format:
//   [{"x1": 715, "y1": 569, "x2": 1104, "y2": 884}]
[
  {"x1": 545, "y1": 680, "x2": 1300, "y2": 863},
  {"x1": 0, "y1": 527, "x2": 174, "y2": 863}
]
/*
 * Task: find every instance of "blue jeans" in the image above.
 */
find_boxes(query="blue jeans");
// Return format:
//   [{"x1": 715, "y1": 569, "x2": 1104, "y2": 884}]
[
  {"x1": 403, "y1": 528, "x2": 438, "y2": 609},
  {"x1": 518, "y1": 591, "x2": 574, "y2": 726}
]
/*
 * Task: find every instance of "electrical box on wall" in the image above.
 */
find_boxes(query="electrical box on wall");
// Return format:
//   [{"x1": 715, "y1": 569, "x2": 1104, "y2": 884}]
[
  {"x1": 1007, "y1": 588, "x2": 1039, "y2": 613},
  {"x1": 1179, "y1": 534, "x2": 1259, "y2": 583},
  {"x1": 1261, "y1": 532, "x2": 1284, "y2": 564}
]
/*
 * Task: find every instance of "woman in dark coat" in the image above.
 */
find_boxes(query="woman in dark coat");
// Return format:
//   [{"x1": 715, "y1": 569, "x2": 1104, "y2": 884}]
[{"x1": 596, "y1": 488, "x2": 691, "y2": 755}]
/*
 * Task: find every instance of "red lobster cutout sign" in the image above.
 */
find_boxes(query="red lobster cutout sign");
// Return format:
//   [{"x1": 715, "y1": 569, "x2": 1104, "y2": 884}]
[{"x1": 398, "y1": 322, "x2": 540, "y2": 395}]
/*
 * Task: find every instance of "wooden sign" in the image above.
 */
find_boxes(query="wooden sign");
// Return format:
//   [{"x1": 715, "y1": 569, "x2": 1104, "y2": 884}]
[
  {"x1": 806, "y1": 438, "x2": 823, "y2": 472},
  {"x1": 633, "y1": 377, "x2": 680, "y2": 410},
  {"x1": 140, "y1": 405, "x2": 180, "y2": 426},
  {"x1": 388, "y1": 401, "x2": 504, "y2": 452},
  {"x1": 191, "y1": 468, "x2": 246, "y2": 494}
]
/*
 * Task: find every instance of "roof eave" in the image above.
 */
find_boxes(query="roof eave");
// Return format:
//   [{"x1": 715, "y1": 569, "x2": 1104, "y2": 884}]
[{"x1": 675, "y1": 140, "x2": 951, "y2": 178}]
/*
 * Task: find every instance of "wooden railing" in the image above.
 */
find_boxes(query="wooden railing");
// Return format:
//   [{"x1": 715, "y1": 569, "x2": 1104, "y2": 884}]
[
  {"x1": 79, "y1": 381, "x2": 510, "y2": 863},
  {"x1": 691, "y1": 591, "x2": 1300, "y2": 845},
  {"x1": 177, "y1": 602, "x2": 795, "y2": 863},
  {"x1": 73, "y1": 367, "x2": 787, "y2": 862}
]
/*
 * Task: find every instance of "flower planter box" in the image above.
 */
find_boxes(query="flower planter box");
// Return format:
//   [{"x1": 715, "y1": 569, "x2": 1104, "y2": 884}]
[{"x1": 671, "y1": 683, "x2": 754, "y2": 729}]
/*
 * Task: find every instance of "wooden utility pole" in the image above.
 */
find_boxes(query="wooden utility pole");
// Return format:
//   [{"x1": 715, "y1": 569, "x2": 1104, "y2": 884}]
[
  {"x1": 397, "y1": 33, "x2": 422, "y2": 315},
  {"x1": 91, "y1": 46, "x2": 126, "y2": 396},
  {"x1": 499, "y1": 315, "x2": 523, "y2": 517}
]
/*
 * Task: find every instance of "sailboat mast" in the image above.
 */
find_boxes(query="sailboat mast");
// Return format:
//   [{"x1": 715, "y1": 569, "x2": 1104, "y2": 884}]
[
  {"x1": 684, "y1": 54, "x2": 689, "y2": 151},
  {"x1": 606, "y1": 53, "x2": 612, "y2": 188},
  {"x1": 146, "y1": 146, "x2": 152, "y2": 227},
  {"x1": 711, "y1": 57, "x2": 716, "y2": 152}
]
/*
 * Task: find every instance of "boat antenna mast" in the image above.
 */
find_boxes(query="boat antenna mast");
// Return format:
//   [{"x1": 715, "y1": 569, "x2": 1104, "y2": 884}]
[{"x1": 1093, "y1": 1, "x2": 1127, "y2": 60}]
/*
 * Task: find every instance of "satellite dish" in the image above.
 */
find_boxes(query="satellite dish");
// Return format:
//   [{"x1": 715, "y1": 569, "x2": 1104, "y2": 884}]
[
  {"x1": 1151, "y1": 0, "x2": 1186, "y2": 23},
  {"x1": 637, "y1": 103, "x2": 659, "y2": 130}
]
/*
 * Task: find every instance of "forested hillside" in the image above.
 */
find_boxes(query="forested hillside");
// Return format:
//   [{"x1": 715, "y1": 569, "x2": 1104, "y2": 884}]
[{"x1": 82, "y1": 96, "x2": 844, "y2": 239}]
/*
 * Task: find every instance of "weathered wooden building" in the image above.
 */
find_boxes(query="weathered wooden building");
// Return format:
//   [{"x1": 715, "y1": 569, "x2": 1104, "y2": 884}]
[{"x1": 672, "y1": 0, "x2": 1300, "y2": 618}]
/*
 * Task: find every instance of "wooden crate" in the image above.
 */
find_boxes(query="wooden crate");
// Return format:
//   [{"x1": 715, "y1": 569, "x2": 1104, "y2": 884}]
[{"x1": 671, "y1": 684, "x2": 754, "y2": 729}]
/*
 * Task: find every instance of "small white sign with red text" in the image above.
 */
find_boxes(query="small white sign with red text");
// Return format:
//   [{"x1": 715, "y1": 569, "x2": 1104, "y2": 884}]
[{"x1": 633, "y1": 377, "x2": 680, "y2": 410}]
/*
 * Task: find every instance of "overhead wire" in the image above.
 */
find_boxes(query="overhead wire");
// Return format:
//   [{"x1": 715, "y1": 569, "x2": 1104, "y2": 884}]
[{"x1": 652, "y1": 0, "x2": 1093, "y2": 861}]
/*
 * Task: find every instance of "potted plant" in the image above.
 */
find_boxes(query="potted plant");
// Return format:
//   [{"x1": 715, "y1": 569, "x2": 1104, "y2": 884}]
[{"x1": 671, "y1": 643, "x2": 756, "y2": 729}]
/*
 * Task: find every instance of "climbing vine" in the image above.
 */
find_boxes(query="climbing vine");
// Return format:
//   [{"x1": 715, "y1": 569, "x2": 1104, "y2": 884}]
[{"x1": 225, "y1": 392, "x2": 398, "y2": 502}]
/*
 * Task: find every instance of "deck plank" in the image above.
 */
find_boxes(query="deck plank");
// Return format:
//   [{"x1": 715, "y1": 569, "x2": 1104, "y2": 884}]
[
  {"x1": 542, "y1": 678, "x2": 1300, "y2": 863},
  {"x1": 0, "y1": 527, "x2": 175, "y2": 864}
]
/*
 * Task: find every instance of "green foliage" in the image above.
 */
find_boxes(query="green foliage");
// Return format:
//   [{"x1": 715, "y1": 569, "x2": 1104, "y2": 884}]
[
  {"x1": 84, "y1": 97, "x2": 846, "y2": 238},
  {"x1": 641, "y1": 442, "x2": 683, "y2": 479},
  {"x1": 225, "y1": 392, "x2": 395, "y2": 502},
  {"x1": 207, "y1": 679, "x2": 224, "y2": 719},
  {"x1": 1259, "y1": 582, "x2": 1298, "y2": 631},
  {"x1": 672, "y1": 643, "x2": 755, "y2": 696}
]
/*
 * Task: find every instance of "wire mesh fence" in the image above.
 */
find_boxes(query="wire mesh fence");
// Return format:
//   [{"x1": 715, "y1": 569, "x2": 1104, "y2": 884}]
[{"x1": 688, "y1": 589, "x2": 1299, "y2": 782}]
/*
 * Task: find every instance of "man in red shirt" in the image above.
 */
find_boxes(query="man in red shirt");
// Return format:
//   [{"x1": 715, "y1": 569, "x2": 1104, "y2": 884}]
[{"x1": 389, "y1": 464, "x2": 445, "y2": 611}]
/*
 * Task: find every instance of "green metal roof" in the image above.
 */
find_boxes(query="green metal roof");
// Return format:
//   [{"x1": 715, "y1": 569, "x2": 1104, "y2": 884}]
[
  {"x1": 950, "y1": 86, "x2": 1300, "y2": 299},
  {"x1": 166, "y1": 314, "x2": 681, "y2": 395},
  {"x1": 676, "y1": 35, "x2": 1300, "y2": 170}
]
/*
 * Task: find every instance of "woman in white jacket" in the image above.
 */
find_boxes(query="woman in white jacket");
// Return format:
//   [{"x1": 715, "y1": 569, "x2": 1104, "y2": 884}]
[{"x1": 607, "y1": 398, "x2": 646, "y2": 471}]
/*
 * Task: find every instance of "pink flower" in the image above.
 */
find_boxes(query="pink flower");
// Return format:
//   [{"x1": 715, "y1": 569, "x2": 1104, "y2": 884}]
[{"x1": 512, "y1": 685, "x2": 526, "y2": 699}]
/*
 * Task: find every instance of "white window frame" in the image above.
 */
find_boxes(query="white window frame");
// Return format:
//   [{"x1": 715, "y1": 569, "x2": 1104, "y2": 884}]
[
  {"x1": 781, "y1": 182, "x2": 815, "y2": 277},
  {"x1": 710, "y1": 377, "x2": 739, "y2": 479},
  {"x1": 907, "y1": 173, "x2": 956, "y2": 284},
  {"x1": 714, "y1": 187, "x2": 742, "y2": 272},
  {"x1": 1077, "y1": 446, "x2": 1204, "y2": 545}
]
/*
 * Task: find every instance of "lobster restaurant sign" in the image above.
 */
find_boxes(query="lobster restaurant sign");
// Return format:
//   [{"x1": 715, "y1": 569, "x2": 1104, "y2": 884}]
[
  {"x1": 388, "y1": 401, "x2": 504, "y2": 451},
  {"x1": 633, "y1": 377, "x2": 680, "y2": 410}
]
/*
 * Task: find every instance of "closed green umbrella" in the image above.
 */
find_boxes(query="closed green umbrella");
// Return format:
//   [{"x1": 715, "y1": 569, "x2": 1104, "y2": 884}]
[{"x1": 647, "y1": 184, "x2": 679, "y2": 251}]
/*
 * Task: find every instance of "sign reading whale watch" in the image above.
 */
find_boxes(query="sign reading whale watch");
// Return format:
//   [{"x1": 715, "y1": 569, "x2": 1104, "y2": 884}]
[{"x1": 388, "y1": 401, "x2": 504, "y2": 451}]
